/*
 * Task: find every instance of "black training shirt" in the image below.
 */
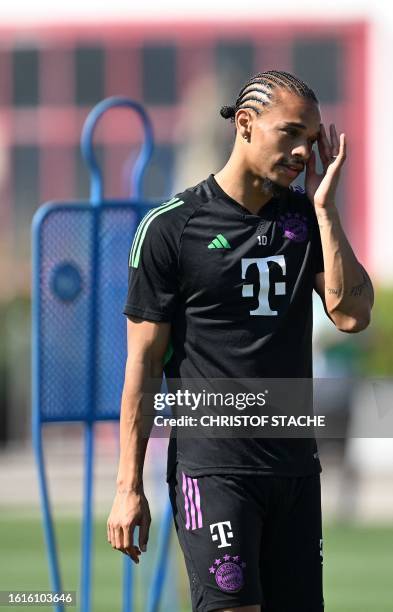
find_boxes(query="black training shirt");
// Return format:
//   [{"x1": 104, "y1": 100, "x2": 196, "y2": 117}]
[{"x1": 124, "y1": 174, "x2": 324, "y2": 480}]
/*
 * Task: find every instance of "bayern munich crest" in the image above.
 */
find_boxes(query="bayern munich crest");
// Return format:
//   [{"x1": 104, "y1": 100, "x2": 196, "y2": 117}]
[
  {"x1": 208, "y1": 555, "x2": 246, "y2": 592},
  {"x1": 278, "y1": 212, "x2": 308, "y2": 243}
]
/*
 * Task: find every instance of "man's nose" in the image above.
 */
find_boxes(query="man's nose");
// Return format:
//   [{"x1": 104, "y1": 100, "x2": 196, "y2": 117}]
[{"x1": 292, "y1": 142, "x2": 312, "y2": 161}]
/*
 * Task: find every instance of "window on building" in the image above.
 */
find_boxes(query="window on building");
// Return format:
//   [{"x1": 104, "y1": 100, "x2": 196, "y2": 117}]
[
  {"x1": 142, "y1": 44, "x2": 177, "y2": 105},
  {"x1": 12, "y1": 145, "x2": 39, "y2": 254},
  {"x1": 75, "y1": 46, "x2": 105, "y2": 106},
  {"x1": 293, "y1": 39, "x2": 341, "y2": 103},
  {"x1": 142, "y1": 143, "x2": 175, "y2": 199},
  {"x1": 12, "y1": 47, "x2": 39, "y2": 106},
  {"x1": 215, "y1": 41, "x2": 255, "y2": 98}
]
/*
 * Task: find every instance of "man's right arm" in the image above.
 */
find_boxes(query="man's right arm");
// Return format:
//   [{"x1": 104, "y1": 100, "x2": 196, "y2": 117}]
[{"x1": 107, "y1": 316, "x2": 170, "y2": 563}]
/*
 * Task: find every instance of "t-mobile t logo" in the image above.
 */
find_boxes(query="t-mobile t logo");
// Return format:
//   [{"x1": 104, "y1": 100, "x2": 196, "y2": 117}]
[
  {"x1": 241, "y1": 255, "x2": 286, "y2": 316},
  {"x1": 210, "y1": 521, "x2": 233, "y2": 548}
]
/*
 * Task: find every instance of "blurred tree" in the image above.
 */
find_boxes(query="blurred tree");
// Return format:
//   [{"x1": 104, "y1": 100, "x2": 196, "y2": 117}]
[
  {"x1": 0, "y1": 302, "x2": 8, "y2": 446},
  {"x1": 360, "y1": 287, "x2": 393, "y2": 375}
]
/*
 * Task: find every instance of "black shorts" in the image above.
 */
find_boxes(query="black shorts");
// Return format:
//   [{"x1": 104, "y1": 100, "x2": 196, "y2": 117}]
[{"x1": 168, "y1": 464, "x2": 324, "y2": 612}]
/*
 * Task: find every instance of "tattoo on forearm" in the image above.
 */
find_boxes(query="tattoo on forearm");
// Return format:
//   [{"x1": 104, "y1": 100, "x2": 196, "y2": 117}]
[
  {"x1": 327, "y1": 287, "x2": 342, "y2": 296},
  {"x1": 327, "y1": 271, "x2": 373, "y2": 300},
  {"x1": 350, "y1": 284, "x2": 366, "y2": 297},
  {"x1": 350, "y1": 272, "x2": 370, "y2": 297}
]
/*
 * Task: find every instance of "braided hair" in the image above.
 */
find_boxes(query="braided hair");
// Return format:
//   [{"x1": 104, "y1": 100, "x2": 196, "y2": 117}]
[{"x1": 220, "y1": 70, "x2": 318, "y2": 122}]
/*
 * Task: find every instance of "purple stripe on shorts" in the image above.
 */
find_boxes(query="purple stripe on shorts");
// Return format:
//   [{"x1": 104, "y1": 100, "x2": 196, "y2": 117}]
[
  {"x1": 182, "y1": 472, "x2": 190, "y2": 530},
  {"x1": 187, "y1": 476, "x2": 197, "y2": 530},
  {"x1": 192, "y1": 477, "x2": 203, "y2": 528}
]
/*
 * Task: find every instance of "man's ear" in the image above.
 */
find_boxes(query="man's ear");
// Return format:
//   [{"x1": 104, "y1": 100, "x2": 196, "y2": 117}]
[{"x1": 235, "y1": 109, "x2": 252, "y2": 140}]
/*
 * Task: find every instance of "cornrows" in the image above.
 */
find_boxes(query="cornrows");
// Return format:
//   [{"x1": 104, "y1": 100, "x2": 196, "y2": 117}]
[{"x1": 220, "y1": 70, "x2": 318, "y2": 121}]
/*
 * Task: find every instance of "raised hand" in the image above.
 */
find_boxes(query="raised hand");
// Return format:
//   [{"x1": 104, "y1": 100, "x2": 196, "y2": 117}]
[{"x1": 305, "y1": 123, "x2": 346, "y2": 209}]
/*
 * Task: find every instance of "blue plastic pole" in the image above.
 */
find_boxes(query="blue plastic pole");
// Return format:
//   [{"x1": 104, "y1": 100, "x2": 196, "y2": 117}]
[
  {"x1": 80, "y1": 97, "x2": 154, "y2": 205},
  {"x1": 80, "y1": 96, "x2": 155, "y2": 612},
  {"x1": 79, "y1": 421, "x2": 95, "y2": 612},
  {"x1": 33, "y1": 428, "x2": 65, "y2": 612},
  {"x1": 146, "y1": 501, "x2": 173, "y2": 612},
  {"x1": 122, "y1": 553, "x2": 133, "y2": 612},
  {"x1": 78, "y1": 186, "x2": 102, "y2": 612},
  {"x1": 32, "y1": 209, "x2": 64, "y2": 612}
]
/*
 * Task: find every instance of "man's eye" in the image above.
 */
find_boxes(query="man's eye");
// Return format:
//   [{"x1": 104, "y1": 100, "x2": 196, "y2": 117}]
[{"x1": 283, "y1": 128, "x2": 297, "y2": 137}]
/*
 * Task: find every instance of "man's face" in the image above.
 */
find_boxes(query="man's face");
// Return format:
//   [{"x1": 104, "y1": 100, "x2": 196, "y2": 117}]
[{"x1": 241, "y1": 90, "x2": 321, "y2": 192}]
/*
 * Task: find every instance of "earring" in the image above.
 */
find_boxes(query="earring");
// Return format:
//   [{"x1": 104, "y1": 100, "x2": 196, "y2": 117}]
[{"x1": 243, "y1": 134, "x2": 249, "y2": 142}]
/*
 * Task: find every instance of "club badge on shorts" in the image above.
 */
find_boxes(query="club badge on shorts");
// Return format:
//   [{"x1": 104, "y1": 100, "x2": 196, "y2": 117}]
[{"x1": 208, "y1": 555, "x2": 246, "y2": 593}]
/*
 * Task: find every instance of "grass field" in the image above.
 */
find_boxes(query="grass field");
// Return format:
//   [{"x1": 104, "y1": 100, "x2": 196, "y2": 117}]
[{"x1": 0, "y1": 511, "x2": 392, "y2": 611}]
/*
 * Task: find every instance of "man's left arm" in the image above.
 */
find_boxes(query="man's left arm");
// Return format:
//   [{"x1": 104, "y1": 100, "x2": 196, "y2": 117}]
[
  {"x1": 314, "y1": 207, "x2": 374, "y2": 332},
  {"x1": 306, "y1": 122, "x2": 374, "y2": 333}
]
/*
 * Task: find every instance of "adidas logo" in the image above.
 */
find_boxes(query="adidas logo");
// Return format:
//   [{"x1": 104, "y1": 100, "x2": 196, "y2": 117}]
[{"x1": 208, "y1": 234, "x2": 231, "y2": 249}]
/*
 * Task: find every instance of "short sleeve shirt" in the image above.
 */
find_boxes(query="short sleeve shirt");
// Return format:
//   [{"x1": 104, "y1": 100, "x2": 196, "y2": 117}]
[{"x1": 124, "y1": 175, "x2": 324, "y2": 480}]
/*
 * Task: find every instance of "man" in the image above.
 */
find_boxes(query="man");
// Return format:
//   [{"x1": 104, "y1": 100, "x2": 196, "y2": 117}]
[{"x1": 107, "y1": 70, "x2": 373, "y2": 611}]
